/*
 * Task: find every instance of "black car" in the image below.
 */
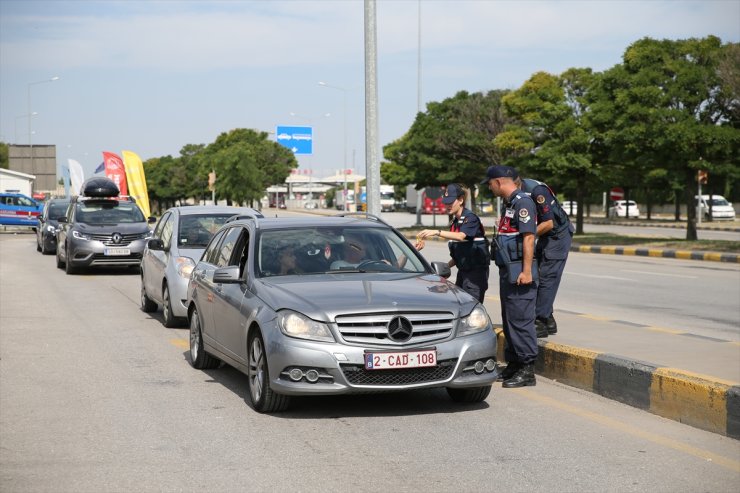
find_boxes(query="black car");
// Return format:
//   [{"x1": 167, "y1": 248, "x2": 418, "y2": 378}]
[{"x1": 36, "y1": 198, "x2": 70, "y2": 254}]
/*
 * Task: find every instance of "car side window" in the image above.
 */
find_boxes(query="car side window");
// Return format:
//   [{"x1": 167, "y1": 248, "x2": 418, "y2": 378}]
[
  {"x1": 161, "y1": 214, "x2": 174, "y2": 249},
  {"x1": 232, "y1": 229, "x2": 250, "y2": 278},
  {"x1": 153, "y1": 212, "x2": 171, "y2": 239},
  {"x1": 215, "y1": 227, "x2": 242, "y2": 268},
  {"x1": 203, "y1": 230, "x2": 226, "y2": 265}
]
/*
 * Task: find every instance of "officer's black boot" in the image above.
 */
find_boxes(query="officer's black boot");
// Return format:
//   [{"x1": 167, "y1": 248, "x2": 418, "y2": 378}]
[
  {"x1": 496, "y1": 361, "x2": 521, "y2": 382},
  {"x1": 535, "y1": 318, "x2": 549, "y2": 338},
  {"x1": 546, "y1": 315, "x2": 557, "y2": 335},
  {"x1": 502, "y1": 363, "x2": 536, "y2": 388}
]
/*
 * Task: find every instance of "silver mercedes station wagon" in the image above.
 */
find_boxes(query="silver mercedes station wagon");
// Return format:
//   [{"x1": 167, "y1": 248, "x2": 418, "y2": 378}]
[{"x1": 187, "y1": 214, "x2": 498, "y2": 412}]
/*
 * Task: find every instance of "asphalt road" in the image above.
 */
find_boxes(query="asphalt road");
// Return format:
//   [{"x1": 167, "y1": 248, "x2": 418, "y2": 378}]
[{"x1": 1, "y1": 234, "x2": 739, "y2": 492}]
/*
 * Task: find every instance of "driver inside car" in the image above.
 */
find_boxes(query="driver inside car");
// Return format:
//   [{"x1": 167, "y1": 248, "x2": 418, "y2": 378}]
[{"x1": 330, "y1": 234, "x2": 367, "y2": 270}]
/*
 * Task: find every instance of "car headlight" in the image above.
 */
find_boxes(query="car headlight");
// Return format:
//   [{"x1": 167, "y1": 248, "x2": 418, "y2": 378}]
[
  {"x1": 46, "y1": 225, "x2": 57, "y2": 233},
  {"x1": 143, "y1": 230, "x2": 153, "y2": 239},
  {"x1": 72, "y1": 230, "x2": 91, "y2": 241},
  {"x1": 458, "y1": 305, "x2": 491, "y2": 336},
  {"x1": 175, "y1": 256, "x2": 196, "y2": 278},
  {"x1": 278, "y1": 310, "x2": 334, "y2": 343}
]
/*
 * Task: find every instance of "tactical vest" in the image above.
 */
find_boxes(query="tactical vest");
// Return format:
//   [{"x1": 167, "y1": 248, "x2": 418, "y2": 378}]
[{"x1": 519, "y1": 178, "x2": 571, "y2": 235}]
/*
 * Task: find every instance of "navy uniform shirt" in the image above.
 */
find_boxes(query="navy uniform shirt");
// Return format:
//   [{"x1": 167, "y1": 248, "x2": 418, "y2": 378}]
[{"x1": 498, "y1": 191, "x2": 537, "y2": 237}]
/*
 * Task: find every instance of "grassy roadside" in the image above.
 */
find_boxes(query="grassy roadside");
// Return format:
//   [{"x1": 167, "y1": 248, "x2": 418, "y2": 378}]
[
  {"x1": 572, "y1": 233, "x2": 739, "y2": 253},
  {"x1": 398, "y1": 228, "x2": 739, "y2": 253}
]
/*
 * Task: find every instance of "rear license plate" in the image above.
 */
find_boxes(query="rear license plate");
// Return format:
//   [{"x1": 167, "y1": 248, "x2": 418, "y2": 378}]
[
  {"x1": 104, "y1": 248, "x2": 131, "y2": 256},
  {"x1": 364, "y1": 349, "x2": 437, "y2": 370}
]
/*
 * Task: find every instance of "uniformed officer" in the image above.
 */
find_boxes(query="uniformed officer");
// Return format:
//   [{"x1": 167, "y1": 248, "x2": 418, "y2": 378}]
[
  {"x1": 416, "y1": 184, "x2": 489, "y2": 303},
  {"x1": 515, "y1": 175, "x2": 575, "y2": 338},
  {"x1": 483, "y1": 166, "x2": 537, "y2": 388}
]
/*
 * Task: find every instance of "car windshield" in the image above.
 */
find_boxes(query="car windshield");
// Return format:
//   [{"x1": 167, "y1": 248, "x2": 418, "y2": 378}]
[
  {"x1": 48, "y1": 202, "x2": 69, "y2": 218},
  {"x1": 75, "y1": 200, "x2": 145, "y2": 224},
  {"x1": 178, "y1": 214, "x2": 234, "y2": 248},
  {"x1": 709, "y1": 198, "x2": 730, "y2": 206},
  {"x1": 256, "y1": 226, "x2": 427, "y2": 277}
]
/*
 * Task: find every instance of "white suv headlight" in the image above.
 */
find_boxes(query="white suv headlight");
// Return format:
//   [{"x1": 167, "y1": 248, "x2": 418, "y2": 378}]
[
  {"x1": 72, "y1": 230, "x2": 91, "y2": 241},
  {"x1": 278, "y1": 310, "x2": 334, "y2": 343},
  {"x1": 46, "y1": 225, "x2": 56, "y2": 233},
  {"x1": 458, "y1": 305, "x2": 491, "y2": 336}
]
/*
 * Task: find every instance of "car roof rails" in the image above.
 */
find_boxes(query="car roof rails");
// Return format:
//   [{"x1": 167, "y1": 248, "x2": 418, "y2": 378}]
[
  {"x1": 225, "y1": 211, "x2": 265, "y2": 225},
  {"x1": 333, "y1": 212, "x2": 390, "y2": 227}
]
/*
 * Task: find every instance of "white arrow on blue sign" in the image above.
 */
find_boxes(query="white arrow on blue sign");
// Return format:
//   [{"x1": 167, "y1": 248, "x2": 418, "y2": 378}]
[{"x1": 276, "y1": 125, "x2": 313, "y2": 155}]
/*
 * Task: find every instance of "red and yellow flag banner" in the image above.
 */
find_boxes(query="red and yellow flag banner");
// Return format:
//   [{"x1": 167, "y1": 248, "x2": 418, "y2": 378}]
[
  {"x1": 102, "y1": 151, "x2": 128, "y2": 196},
  {"x1": 122, "y1": 150, "x2": 151, "y2": 218}
]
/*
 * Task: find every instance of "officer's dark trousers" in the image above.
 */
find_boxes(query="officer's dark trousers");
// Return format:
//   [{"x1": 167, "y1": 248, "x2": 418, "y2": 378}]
[
  {"x1": 456, "y1": 267, "x2": 489, "y2": 303},
  {"x1": 535, "y1": 253, "x2": 568, "y2": 319},
  {"x1": 499, "y1": 272, "x2": 538, "y2": 364}
]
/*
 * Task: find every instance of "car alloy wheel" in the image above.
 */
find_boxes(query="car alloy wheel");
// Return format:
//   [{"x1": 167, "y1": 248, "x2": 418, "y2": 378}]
[
  {"x1": 162, "y1": 284, "x2": 177, "y2": 328},
  {"x1": 140, "y1": 281, "x2": 157, "y2": 313},
  {"x1": 188, "y1": 307, "x2": 218, "y2": 369},
  {"x1": 247, "y1": 332, "x2": 290, "y2": 413}
]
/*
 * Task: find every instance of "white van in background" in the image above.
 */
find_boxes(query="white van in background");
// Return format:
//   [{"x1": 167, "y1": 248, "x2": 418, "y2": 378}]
[{"x1": 696, "y1": 195, "x2": 736, "y2": 220}]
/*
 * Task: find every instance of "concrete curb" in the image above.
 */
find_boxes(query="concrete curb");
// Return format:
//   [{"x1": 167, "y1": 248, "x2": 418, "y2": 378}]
[
  {"x1": 570, "y1": 244, "x2": 740, "y2": 263},
  {"x1": 583, "y1": 219, "x2": 740, "y2": 232},
  {"x1": 493, "y1": 327, "x2": 740, "y2": 439}
]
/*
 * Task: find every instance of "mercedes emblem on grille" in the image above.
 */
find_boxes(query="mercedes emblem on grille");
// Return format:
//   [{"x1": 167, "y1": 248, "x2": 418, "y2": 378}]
[
  {"x1": 387, "y1": 316, "x2": 413, "y2": 342},
  {"x1": 112, "y1": 233, "x2": 122, "y2": 244}
]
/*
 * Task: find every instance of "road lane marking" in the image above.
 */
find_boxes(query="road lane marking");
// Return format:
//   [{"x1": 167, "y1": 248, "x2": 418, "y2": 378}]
[
  {"x1": 170, "y1": 338, "x2": 188, "y2": 349},
  {"x1": 566, "y1": 272, "x2": 635, "y2": 281},
  {"x1": 517, "y1": 389, "x2": 740, "y2": 473},
  {"x1": 622, "y1": 269, "x2": 696, "y2": 278}
]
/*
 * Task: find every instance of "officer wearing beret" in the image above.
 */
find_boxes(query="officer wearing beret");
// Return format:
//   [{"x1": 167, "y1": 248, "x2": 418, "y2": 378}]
[
  {"x1": 483, "y1": 166, "x2": 537, "y2": 388},
  {"x1": 416, "y1": 184, "x2": 489, "y2": 303},
  {"x1": 515, "y1": 175, "x2": 574, "y2": 338}
]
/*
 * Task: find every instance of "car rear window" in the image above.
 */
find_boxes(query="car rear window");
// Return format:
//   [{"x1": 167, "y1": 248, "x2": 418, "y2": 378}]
[{"x1": 178, "y1": 214, "x2": 233, "y2": 248}]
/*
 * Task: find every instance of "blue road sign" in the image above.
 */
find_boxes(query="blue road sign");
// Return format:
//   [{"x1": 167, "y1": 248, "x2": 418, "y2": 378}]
[{"x1": 276, "y1": 125, "x2": 313, "y2": 155}]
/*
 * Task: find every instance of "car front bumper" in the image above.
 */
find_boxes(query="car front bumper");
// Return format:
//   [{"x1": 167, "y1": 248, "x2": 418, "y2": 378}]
[
  {"x1": 264, "y1": 328, "x2": 499, "y2": 396},
  {"x1": 67, "y1": 238, "x2": 147, "y2": 268}
]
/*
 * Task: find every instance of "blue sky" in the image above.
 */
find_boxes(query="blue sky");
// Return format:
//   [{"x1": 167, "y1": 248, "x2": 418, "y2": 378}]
[{"x1": 1, "y1": 0, "x2": 738, "y2": 181}]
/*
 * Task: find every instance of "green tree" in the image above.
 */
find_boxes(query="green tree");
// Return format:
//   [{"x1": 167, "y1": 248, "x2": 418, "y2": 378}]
[
  {"x1": 0, "y1": 142, "x2": 8, "y2": 169},
  {"x1": 588, "y1": 36, "x2": 740, "y2": 239},
  {"x1": 494, "y1": 69, "x2": 600, "y2": 233},
  {"x1": 202, "y1": 128, "x2": 297, "y2": 205},
  {"x1": 381, "y1": 90, "x2": 512, "y2": 196}
]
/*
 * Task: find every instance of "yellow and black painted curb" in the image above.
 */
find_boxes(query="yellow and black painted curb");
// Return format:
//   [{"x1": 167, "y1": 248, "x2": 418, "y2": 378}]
[
  {"x1": 571, "y1": 244, "x2": 740, "y2": 263},
  {"x1": 494, "y1": 327, "x2": 739, "y2": 439},
  {"x1": 583, "y1": 219, "x2": 740, "y2": 233}
]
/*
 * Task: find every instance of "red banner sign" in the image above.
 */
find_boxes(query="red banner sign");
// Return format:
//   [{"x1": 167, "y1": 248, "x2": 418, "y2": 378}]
[{"x1": 102, "y1": 151, "x2": 128, "y2": 196}]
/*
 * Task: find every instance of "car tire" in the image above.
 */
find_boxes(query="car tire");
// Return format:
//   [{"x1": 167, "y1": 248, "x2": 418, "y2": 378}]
[
  {"x1": 162, "y1": 284, "x2": 179, "y2": 328},
  {"x1": 140, "y1": 281, "x2": 157, "y2": 313},
  {"x1": 189, "y1": 306, "x2": 219, "y2": 370},
  {"x1": 446, "y1": 385, "x2": 492, "y2": 403},
  {"x1": 247, "y1": 331, "x2": 290, "y2": 413},
  {"x1": 64, "y1": 247, "x2": 78, "y2": 275}
]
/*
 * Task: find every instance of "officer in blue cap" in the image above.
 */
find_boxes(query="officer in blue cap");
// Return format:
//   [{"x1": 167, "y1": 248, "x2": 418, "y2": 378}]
[
  {"x1": 514, "y1": 174, "x2": 574, "y2": 338},
  {"x1": 416, "y1": 183, "x2": 489, "y2": 302},
  {"x1": 482, "y1": 165, "x2": 538, "y2": 388}
]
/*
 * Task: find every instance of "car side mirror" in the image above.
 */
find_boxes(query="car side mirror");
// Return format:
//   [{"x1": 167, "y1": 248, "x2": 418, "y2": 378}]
[
  {"x1": 57, "y1": 217, "x2": 68, "y2": 223},
  {"x1": 148, "y1": 216, "x2": 157, "y2": 224},
  {"x1": 214, "y1": 265, "x2": 241, "y2": 284},
  {"x1": 147, "y1": 238, "x2": 165, "y2": 251},
  {"x1": 431, "y1": 261, "x2": 451, "y2": 279}
]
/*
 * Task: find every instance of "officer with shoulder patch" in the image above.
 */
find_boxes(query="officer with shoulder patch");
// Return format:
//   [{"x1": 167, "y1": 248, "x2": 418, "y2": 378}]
[
  {"x1": 416, "y1": 184, "x2": 489, "y2": 303},
  {"x1": 483, "y1": 165, "x2": 538, "y2": 388},
  {"x1": 515, "y1": 174, "x2": 574, "y2": 338}
]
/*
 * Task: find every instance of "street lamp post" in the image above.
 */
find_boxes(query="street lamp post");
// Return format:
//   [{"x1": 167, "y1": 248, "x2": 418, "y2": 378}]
[
  {"x1": 15, "y1": 112, "x2": 37, "y2": 143},
  {"x1": 318, "y1": 81, "x2": 348, "y2": 211},
  {"x1": 27, "y1": 76, "x2": 59, "y2": 177}
]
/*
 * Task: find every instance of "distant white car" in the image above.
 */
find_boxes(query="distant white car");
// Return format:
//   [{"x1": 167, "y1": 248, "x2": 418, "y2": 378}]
[
  {"x1": 696, "y1": 195, "x2": 736, "y2": 220},
  {"x1": 561, "y1": 201, "x2": 578, "y2": 216},
  {"x1": 609, "y1": 200, "x2": 640, "y2": 218}
]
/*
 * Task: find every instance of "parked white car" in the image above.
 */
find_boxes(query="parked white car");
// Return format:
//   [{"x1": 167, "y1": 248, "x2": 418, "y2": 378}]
[
  {"x1": 696, "y1": 195, "x2": 736, "y2": 220},
  {"x1": 608, "y1": 200, "x2": 640, "y2": 218},
  {"x1": 561, "y1": 201, "x2": 578, "y2": 216}
]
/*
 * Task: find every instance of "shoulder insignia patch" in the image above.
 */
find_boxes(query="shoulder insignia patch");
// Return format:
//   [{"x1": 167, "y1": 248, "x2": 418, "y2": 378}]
[
  {"x1": 536, "y1": 195, "x2": 545, "y2": 204},
  {"x1": 519, "y1": 208, "x2": 529, "y2": 218}
]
